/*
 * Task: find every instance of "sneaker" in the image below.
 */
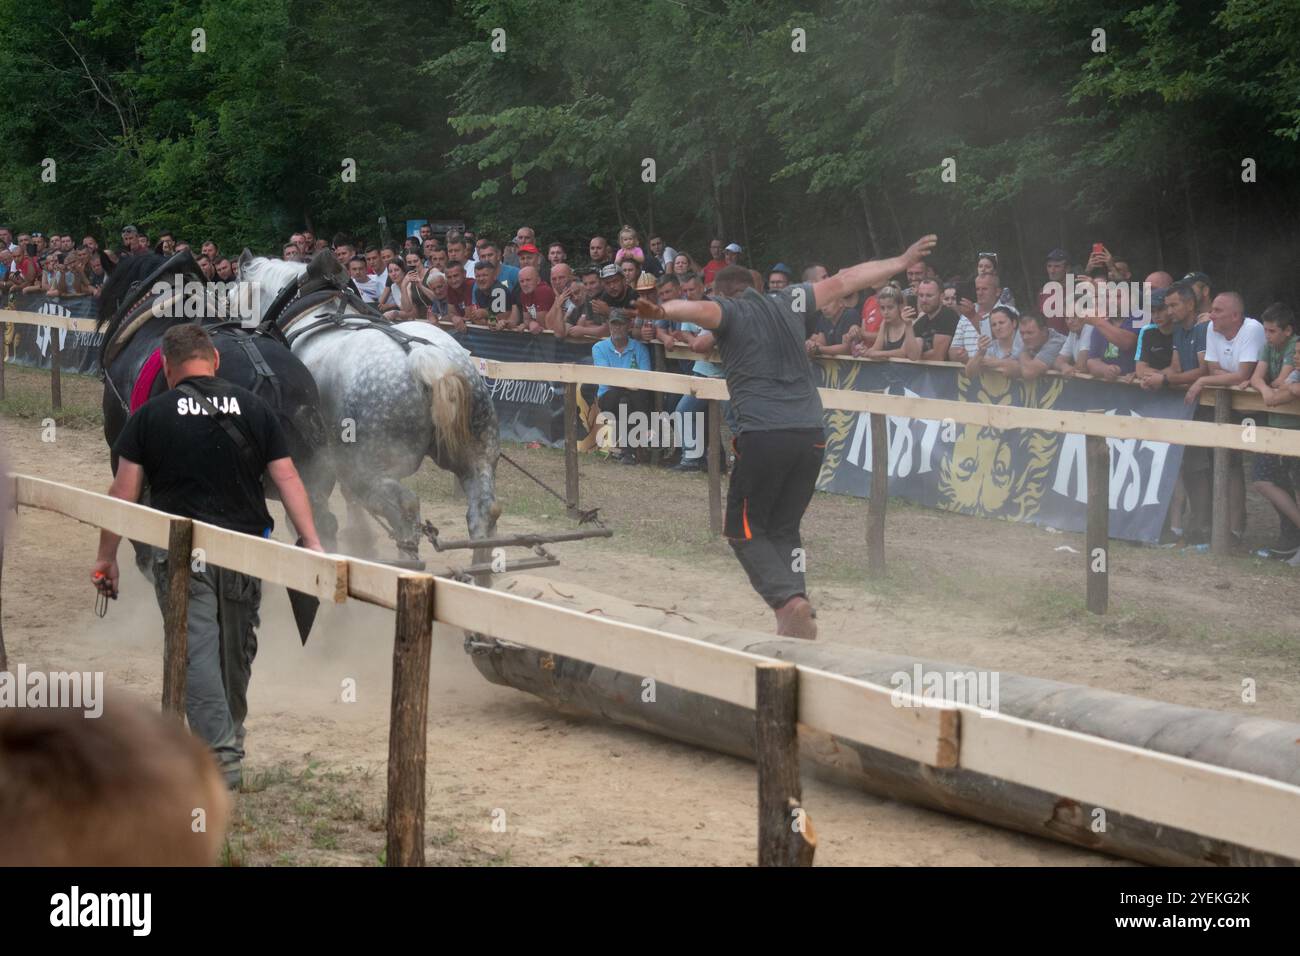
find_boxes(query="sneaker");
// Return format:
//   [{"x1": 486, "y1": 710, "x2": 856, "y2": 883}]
[
  {"x1": 673, "y1": 458, "x2": 704, "y2": 473},
  {"x1": 1256, "y1": 544, "x2": 1300, "y2": 561},
  {"x1": 618, "y1": 451, "x2": 638, "y2": 465}
]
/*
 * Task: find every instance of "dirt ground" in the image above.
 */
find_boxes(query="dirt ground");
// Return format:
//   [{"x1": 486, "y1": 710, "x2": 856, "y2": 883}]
[{"x1": 1, "y1": 366, "x2": 1296, "y2": 866}]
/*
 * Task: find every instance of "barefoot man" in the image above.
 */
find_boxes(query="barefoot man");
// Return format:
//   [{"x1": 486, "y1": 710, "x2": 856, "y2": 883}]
[{"x1": 636, "y1": 236, "x2": 938, "y2": 638}]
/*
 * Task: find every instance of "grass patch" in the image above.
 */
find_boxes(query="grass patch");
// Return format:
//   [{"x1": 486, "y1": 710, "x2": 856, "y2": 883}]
[{"x1": 0, "y1": 363, "x2": 103, "y2": 428}]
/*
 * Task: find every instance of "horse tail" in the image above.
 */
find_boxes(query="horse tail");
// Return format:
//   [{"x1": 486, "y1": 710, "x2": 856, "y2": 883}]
[{"x1": 407, "y1": 344, "x2": 473, "y2": 465}]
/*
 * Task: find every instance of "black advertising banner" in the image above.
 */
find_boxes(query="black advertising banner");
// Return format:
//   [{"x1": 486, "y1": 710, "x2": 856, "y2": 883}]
[
  {"x1": 3, "y1": 294, "x2": 104, "y2": 374},
  {"x1": 815, "y1": 361, "x2": 1195, "y2": 543},
  {"x1": 452, "y1": 327, "x2": 594, "y2": 446}
]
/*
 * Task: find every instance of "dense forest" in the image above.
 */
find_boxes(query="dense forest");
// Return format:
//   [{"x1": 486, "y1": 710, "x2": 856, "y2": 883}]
[{"x1": 2, "y1": 0, "x2": 1298, "y2": 304}]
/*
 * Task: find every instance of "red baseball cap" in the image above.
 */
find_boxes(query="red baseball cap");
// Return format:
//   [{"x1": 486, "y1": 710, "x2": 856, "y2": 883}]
[{"x1": 517, "y1": 243, "x2": 540, "y2": 254}]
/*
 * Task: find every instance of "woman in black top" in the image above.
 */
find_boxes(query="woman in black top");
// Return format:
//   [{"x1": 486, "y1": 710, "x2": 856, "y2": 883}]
[{"x1": 853, "y1": 286, "x2": 920, "y2": 360}]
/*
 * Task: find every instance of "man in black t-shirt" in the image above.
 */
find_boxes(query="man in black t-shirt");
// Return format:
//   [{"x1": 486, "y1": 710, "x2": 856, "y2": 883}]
[
  {"x1": 91, "y1": 325, "x2": 324, "y2": 789},
  {"x1": 911, "y1": 278, "x2": 959, "y2": 361},
  {"x1": 1135, "y1": 288, "x2": 1177, "y2": 389}
]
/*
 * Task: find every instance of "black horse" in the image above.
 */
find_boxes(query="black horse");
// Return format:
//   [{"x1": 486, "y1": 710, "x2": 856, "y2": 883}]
[{"x1": 96, "y1": 251, "x2": 338, "y2": 552}]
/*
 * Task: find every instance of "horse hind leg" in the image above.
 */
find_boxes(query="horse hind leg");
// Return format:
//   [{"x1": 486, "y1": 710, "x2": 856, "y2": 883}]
[{"x1": 360, "y1": 477, "x2": 422, "y2": 560}]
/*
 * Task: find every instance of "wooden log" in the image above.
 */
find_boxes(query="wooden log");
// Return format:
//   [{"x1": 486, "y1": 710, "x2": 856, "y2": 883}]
[
  {"x1": 1085, "y1": 435, "x2": 1109, "y2": 615},
  {"x1": 1211, "y1": 389, "x2": 1232, "y2": 555},
  {"x1": 49, "y1": 329, "x2": 61, "y2": 411},
  {"x1": 386, "y1": 575, "x2": 435, "y2": 867},
  {"x1": 466, "y1": 575, "x2": 1300, "y2": 866},
  {"x1": 707, "y1": 399, "x2": 722, "y2": 537},
  {"x1": 867, "y1": 412, "x2": 888, "y2": 576},
  {"x1": 161, "y1": 518, "x2": 194, "y2": 718},
  {"x1": 756, "y1": 662, "x2": 816, "y2": 866},
  {"x1": 564, "y1": 382, "x2": 579, "y2": 518}
]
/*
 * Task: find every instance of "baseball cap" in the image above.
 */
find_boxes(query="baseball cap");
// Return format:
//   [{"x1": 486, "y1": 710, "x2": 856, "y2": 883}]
[
  {"x1": 121, "y1": 224, "x2": 139, "y2": 235},
  {"x1": 517, "y1": 243, "x2": 540, "y2": 254},
  {"x1": 607, "y1": 309, "x2": 629, "y2": 324},
  {"x1": 769, "y1": 262, "x2": 793, "y2": 277},
  {"x1": 599, "y1": 263, "x2": 620, "y2": 279},
  {"x1": 1046, "y1": 247, "x2": 1068, "y2": 262},
  {"x1": 1150, "y1": 287, "x2": 1168, "y2": 309},
  {"x1": 724, "y1": 242, "x2": 742, "y2": 253},
  {"x1": 1183, "y1": 271, "x2": 1211, "y2": 286}
]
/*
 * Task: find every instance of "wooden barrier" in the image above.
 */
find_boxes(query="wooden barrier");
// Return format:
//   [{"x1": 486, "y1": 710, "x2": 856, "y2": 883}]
[
  {"x1": 866, "y1": 413, "x2": 888, "y2": 576},
  {"x1": 161, "y1": 518, "x2": 194, "y2": 717},
  {"x1": 5, "y1": 472, "x2": 1300, "y2": 862},
  {"x1": 386, "y1": 575, "x2": 435, "y2": 866},
  {"x1": 756, "y1": 661, "x2": 815, "y2": 866},
  {"x1": 0, "y1": 308, "x2": 100, "y2": 333},
  {"x1": 472, "y1": 356, "x2": 1300, "y2": 616},
  {"x1": 1085, "y1": 435, "x2": 1109, "y2": 615}
]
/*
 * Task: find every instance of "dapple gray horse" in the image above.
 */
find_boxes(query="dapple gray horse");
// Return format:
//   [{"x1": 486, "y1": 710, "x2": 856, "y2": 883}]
[{"x1": 237, "y1": 251, "x2": 499, "y2": 560}]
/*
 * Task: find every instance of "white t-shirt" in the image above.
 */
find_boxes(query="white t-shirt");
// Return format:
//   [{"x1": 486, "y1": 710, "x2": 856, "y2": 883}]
[
  {"x1": 354, "y1": 274, "x2": 384, "y2": 303},
  {"x1": 1060, "y1": 329, "x2": 1084, "y2": 363},
  {"x1": 1205, "y1": 317, "x2": 1265, "y2": 373}
]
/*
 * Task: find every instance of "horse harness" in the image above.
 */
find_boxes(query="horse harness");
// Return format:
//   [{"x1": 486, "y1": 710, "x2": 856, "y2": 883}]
[{"x1": 280, "y1": 288, "x2": 428, "y2": 356}]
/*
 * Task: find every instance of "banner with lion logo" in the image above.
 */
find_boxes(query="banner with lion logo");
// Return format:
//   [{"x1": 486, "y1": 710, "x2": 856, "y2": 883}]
[{"x1": 816, "y1": 361, "x2": 1195, "y2": 543}]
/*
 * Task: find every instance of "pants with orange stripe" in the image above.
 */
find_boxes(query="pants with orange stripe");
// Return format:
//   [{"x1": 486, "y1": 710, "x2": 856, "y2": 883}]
[{"x1": 725, "y1": 427, "x2": 825, "y2": 608}]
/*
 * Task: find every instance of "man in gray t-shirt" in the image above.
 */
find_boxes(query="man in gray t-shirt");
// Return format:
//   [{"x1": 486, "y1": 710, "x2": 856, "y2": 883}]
[
  {"x1": 637, "y1": 236, "x2": 938, "y2": 638},
  {"x1": 1016, "y1": 313, "x2": 1067, "y2": 380}
]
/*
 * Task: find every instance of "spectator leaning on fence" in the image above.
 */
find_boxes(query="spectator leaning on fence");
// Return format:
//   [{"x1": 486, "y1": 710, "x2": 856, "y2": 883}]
[
  {"x1": 952, "y1": 279, "x2": 1017, "y2": 364},
  {"x1": 807, "y1": 294, "x2": 858, "y2": 358},
  {"x1": 1246, "y1": 303, "x2": 1300, "y2": 560},
  {"x1": 1184, "y1": 292, "x2": 1264, "y2": 544},
  {"x1": 1015, "y1": 312, "x2": 1067, "y2": 381},
  {"x1": 964, "y1": 305, "x2": 1023, "y2": 379},
  {"x1": 852, "y1": 285, "x2": 920, "y2": 361},
  {"x1": 591, "y1": 311, "x2": 653, "y2": 465},
  {"x1": 671, "y1": 273, "x2": 731, "y2": 473},
  {"x1": 912, "y1": 278, "x2": 958, "y2": 361},
  {"x1": 1134, "y1": 288, "x2": 1176, "y2": 389},
  {"x1": 1079, "y1": 278, "x2": 1140, "y2": 381},
  {"x1": 469, "y1": 259, "x2": 519, "y2": 330}
]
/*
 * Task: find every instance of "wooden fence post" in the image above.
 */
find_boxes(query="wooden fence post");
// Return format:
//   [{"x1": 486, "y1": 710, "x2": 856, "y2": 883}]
[
  {"x1": 756, "y1": 661, "x2": 816, "y2": 866},
  {"x1": 1211, "y1": 389, "x2": 1232, "y2": 556},
  {"x1": 650, "y1": 343, "x2": 664, "y2": 468},
  {"x1": 0, "y1": 527, "x2": 7, "y2": 673},
  {"x1": 564, "y1": 382, "x2": 579, "y2": 518},
  {"x1": 867, "y1": 412, "x2": 888, "y2": 576},
  {"x1": 706, "y1": 399, "x2": 722, "y2": 537},
  {"x1": 1085, "y1": 435, "x2": 1109, "y2": 615},
  {"x1": 387, "y1": 574, "x2": 435, "y2": 867},
  {"x1": 0, "y1": 319, "x2": 7, "y2": 401},
  {"x1": 161, "y1": 518, "x2": 194, "y2": 716},
  {"x1": 50, "y1": 327, "x2": 62, "y2": 411}
]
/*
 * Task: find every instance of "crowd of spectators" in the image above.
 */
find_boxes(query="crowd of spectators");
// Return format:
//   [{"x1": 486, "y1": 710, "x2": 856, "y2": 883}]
[{"x1": 3, "y1": 218, "x2": 1298, "y2": 559}]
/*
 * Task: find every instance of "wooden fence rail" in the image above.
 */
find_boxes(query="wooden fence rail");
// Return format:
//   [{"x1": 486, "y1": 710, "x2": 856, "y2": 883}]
[
  {"x1": 473, "y1": 357, "x2": 1300, "y2": 616},
  {"x1": 5, "y1": 473, "x2": 1300, "y2": 861}
]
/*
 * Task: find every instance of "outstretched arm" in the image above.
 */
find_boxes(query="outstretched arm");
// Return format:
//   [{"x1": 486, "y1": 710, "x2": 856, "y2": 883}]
[
  {"x1": 813, "y1": 235, "x2": 937, "y2": 311},
  {"x1": 639, "y1": 297, "x2": 723, "y2": 329}
]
